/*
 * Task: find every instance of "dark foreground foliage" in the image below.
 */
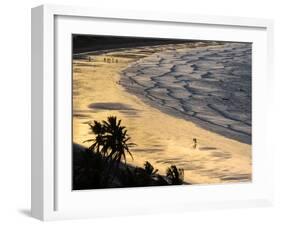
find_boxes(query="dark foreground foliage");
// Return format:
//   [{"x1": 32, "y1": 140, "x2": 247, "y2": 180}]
[
  {"x1": 73, "y1": 144, "x2": 173, "y2": 189},
  {"x1": 73, "y1": 116, "x2": 188, "y2": 190}
]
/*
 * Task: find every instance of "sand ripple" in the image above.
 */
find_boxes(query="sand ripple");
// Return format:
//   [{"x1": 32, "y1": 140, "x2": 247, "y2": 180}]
[{"x1": 120, "y1": 43, "x2": 252, "y2": 144}]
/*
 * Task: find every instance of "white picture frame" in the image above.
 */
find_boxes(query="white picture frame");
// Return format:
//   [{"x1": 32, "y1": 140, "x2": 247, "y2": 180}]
[{"x1": 31, "y1": 4, "x2": 274, "y2": 221}]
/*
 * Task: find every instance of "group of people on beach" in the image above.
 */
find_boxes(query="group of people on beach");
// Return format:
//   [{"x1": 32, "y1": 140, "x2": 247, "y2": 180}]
[
  {"x1": 104, "y1": 57, "x2": 118, "y2": 63},
  {"x1": 87, "y1": 56, "x2": 119, "y2": 64}
]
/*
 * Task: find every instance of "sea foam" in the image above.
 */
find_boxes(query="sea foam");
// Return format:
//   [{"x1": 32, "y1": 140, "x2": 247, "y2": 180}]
[{"x1": 120, "y1": 43, "x2": 252, "y2": 144}]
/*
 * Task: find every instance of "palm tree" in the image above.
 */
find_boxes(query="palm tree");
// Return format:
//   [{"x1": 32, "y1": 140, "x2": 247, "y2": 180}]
[
  {"x1": 85, "y1": 116, "x2": 135, "y2": 167},
  {"x1": 84, "y1": 121, "x2": 105, "y2": 154},
  {"x1": 166, "y1": 165, "x2": 184, "y2": 185},
  {"x1": 144, "y1": 161, "x2": 158, "y2": 176},
  {"x1": 102, "y1": 116, "x2": 134, "y2": 166}
]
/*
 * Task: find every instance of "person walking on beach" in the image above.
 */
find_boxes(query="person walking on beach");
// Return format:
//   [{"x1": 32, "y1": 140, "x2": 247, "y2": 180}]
[{"x1": 192, "y1": 138, "x2": 197, "y2": 149}]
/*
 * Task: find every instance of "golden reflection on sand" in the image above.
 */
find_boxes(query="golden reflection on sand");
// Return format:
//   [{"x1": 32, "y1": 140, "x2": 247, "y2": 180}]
[{"x1": 72, "y1": 45, "x2": 252, "y2": 184}]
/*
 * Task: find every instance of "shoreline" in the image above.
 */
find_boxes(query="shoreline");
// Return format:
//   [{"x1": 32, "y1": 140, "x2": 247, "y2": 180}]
[
  {"x1": 72, "y1": 42, "x2": 252, "y2": 184},
  {"x1": 120, "y1": 43, "x2": 252, "y2": 144}
]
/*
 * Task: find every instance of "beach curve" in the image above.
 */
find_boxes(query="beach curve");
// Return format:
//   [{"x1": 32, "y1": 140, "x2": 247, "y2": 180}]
[{"x1": 72, "y1": 42, "x2": 252, "y2": 184}]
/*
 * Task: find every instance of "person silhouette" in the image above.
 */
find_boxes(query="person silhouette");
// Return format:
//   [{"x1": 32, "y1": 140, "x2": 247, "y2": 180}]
[{"x1": 192, "y1": 138, "x2": 197, "y2": 149}]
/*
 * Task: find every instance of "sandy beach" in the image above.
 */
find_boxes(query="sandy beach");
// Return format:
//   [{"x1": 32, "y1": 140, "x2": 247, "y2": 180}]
[{"x1": 73, "y1": 43, "x2": 252, "y2": 184}]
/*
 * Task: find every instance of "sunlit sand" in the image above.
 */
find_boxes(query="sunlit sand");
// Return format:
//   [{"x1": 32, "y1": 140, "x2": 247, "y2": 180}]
[{"x1": 73, "y1": 43, "x2": 252, "y2": 184}]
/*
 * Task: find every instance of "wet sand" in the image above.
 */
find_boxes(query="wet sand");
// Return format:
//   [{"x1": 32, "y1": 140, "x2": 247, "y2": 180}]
[{"x1": 72, "y1": 43, "x2": 252, "y2": 184}]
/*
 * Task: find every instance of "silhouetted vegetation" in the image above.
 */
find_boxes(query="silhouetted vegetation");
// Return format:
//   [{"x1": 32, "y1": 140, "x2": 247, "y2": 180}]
[
  {"x1": 85, "y1": 117, "x2": 134, "y2": 160},
  {"x1": 144, "y1": 161, "x2": 158, "y2": 176},
  {"x1": 73, "y1": 116, "x2": 189, "y2": 189},
  {"x1": 73, "y1": 146, "x2": 108, "y2": 189},
  {"x1": 166, "y1": 165, "x2": 185, "y2": 185},
  {"x1": 73, "y1": 35, "x2": 189, "y2": 54}
]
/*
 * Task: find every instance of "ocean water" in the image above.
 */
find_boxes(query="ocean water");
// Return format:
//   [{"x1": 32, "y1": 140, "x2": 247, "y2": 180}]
[{"x1": 120, "y1": 43, "x2": 252, "y2": 144}]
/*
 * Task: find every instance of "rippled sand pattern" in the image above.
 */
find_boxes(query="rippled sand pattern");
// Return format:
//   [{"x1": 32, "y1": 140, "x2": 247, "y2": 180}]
[
  {"x1": 121, "y1": 43, "x2": 252, "y2": 144},
  {"x1": 73, "y1": 42, "x2": 252, "y2": 184}
]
